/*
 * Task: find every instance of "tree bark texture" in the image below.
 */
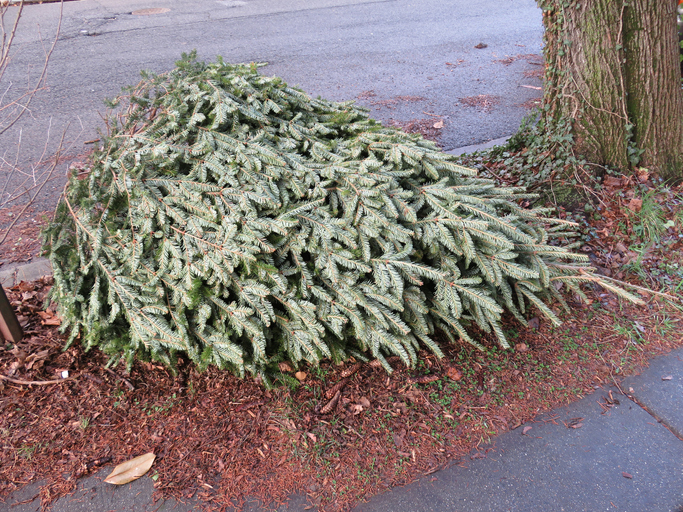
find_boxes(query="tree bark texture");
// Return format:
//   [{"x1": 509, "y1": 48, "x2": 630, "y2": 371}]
[{"x1": 539, "y1": 0, "x2": 683, "y2": 180}]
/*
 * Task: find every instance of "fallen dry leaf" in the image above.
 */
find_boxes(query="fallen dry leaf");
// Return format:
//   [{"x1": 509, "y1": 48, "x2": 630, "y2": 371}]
[
  {"x1": 16, "y1": 281, "x2": 35, "y2": 292},
  {"x1": 662, "y1": 375, "x2": 673, "y2": 381},
  {"x1": 10, "y1": 348, "x2": 27, "y2": 367},
  {"x1": 359, "y1": 397, "x2": 371, "y2": 408},
  {"x1": 104, "y1": 453, "x2": 155, "y2": 485},
  {"x1": 522, "y1": 426, "x2": 532, "y2": 435},
  {"x1": 515, "y1": 343, "x2": 528, "y2": 353},
  {"x1": 349, "y1": 404, "x2": 364, "y2": 415},
  {"x1": 627, "y1": 197, "x2": 643, "y2": 212},
  {"x1": 636, "y1": 167, "x2": 650, "y2": 183},
  {"x1": 446, "y1": 367, "x2": 463, "y2": 381},
  {"x1": 294, "y1": 371, "x2": 307, "y2": 382},
  {"x1": 432, "y1": 120, "x2": 444, "y2": 129},
  {"x1": 603, "y1": 176, "x2": 622, "y2": 188},
  {"x1": 25, "y1": 349, "x2": 50, "y2": 370},
  {"x1": 566, "y1": 417, "x2": 584, "y2": 429},
  {"x1": 278, "y1": 362, "x2": 294, "y2": 372},
  {"x1": 622, "y1": 472, "x2": 633, "y2": 479},
  {"x1": 42, "y1": 316, "x2": 62, "y2": 326},
  {"x1": 527, "y1": 317, "x2": 540, "y2": 330}
]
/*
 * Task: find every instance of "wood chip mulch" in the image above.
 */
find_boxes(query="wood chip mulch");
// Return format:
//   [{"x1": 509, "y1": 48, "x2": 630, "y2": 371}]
[
  {"x1": 2, "y1": 248, "x2": 683, "y2": 511},
  {"x1": 0, "y1": 206, "x2": 51, "y2": 265},
  {"x1": 387, "y1": 118, "x2": 444, "y2": 145},
  {"x1": 458, "y1": 95, "x2": 500, "y2": 113}
]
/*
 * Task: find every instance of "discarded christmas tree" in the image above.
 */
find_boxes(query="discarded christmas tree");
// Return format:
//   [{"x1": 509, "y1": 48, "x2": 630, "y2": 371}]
[{"x1": 44, "y1": 54, "x2": 639, "y2": 381}]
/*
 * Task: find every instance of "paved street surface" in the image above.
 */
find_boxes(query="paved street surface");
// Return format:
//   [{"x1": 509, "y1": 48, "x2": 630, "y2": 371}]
[{"x1": 1, "y1": 0, "x2": 543, "y2": 211}]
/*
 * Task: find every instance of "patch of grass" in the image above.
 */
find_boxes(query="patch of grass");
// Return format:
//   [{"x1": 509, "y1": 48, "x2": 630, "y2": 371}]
[
  {"x1": 17, "y1": 443, "x2": 43, "y2": 460},
  {"x1": 628, "y1": 190, "x2": 669, "y2": 245}
]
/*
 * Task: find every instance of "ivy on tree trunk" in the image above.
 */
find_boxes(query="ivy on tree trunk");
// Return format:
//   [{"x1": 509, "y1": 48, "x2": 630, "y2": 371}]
[{"x1": 539, "y1": 0, "x2": 683, "y2": 180}]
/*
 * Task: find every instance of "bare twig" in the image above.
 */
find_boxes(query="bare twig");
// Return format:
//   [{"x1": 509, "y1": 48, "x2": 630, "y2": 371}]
[
  {"x1": 104, "y1": 367, "x2": 135, "y2": 390},
  {"x1": 0, "y1": 373, "x2": 75, "y2": 385},
  {"x1": 0, "y1": 126, "x2": 66, "y2": 245},
  {"x1": 598, "y1": 274, "x2": 681, "y2": 302},
  {"x1": 0, "y1": 0, "x2": 64, "y2": 136}
]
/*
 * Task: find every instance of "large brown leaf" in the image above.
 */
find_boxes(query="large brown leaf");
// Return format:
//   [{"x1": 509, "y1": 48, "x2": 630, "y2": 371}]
[{"x1": 104, "y1": 453, "x2": 156, "y2": 485}]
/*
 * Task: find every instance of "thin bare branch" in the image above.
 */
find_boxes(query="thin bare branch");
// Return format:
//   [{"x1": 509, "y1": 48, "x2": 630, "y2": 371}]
[
  {"x1": 0, "y1": 0, "x2": 64, "y2": 136},
  {"x1": 0, "y1": 125, "x2": 67, "y2": 245},
  {"x1": 0, "y1": 373, "x2": 75, "y2": 386}
]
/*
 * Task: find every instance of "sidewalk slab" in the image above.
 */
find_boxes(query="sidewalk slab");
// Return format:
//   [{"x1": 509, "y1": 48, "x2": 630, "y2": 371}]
[
  {"x1": 0, "y1": 468, "x2": 307, "y2": 512},
  {"x1": 0, "y1": 468, "x2": 198, "y2": 512},
  {"x1": 354, "y1": 386, "x2": 683, "y2": 512},
  {"x1": 622, "y1": 348, "x2": 683, "y2": 438}
]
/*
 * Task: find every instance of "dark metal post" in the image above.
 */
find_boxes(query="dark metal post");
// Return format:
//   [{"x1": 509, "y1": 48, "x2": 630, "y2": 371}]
[{"x1": 0, "y1": 284, "x2": 23, "y2": 343}]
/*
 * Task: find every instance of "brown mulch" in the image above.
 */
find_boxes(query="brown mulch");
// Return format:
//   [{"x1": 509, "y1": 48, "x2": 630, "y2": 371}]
[
  {"x1": 523, "y1": 68, "x2": 545, "y2": 79},
  {"x1": 495, "y1": 54, "x2": 543, "y2": 67},
  {"x1": 0, "y1": 206, "x2": 52, "y2": 265},
  {"x1": 2, "y1": 270, "x2": 682, "y2": 511},
  {"x1": 387, "y1": 118, "x2": 445, "y2": 144},
  {"x1": 519, "y1": 98, "x2": 542, "y2": 109},
  {"x1": 459, "y1": 95, "x2": 500, "y2": 113},
  {"x1": 445, "y1": 60, "x2": 465, "y2": 68},
  {"x1": 366, "y1": 95, "x2": 427, "y2": 111}
]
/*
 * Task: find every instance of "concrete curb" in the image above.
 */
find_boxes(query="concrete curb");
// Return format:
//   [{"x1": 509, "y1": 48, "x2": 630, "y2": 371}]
[
  {"x1": 0, "y1": 258, "x2": 52, "y2": 288},
  {"x1": 445, "y1": 135, "x2": 511, "y2": 156}
]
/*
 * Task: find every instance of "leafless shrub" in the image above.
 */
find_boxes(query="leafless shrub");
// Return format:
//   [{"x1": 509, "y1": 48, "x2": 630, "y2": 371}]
[{"x1": 0, "y1": 0, "x2": 65, "y2": 247}]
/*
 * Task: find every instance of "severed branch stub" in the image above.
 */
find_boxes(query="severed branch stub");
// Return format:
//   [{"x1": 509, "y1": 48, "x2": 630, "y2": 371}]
[{"x1": 0, "y1": 284, "x2": 22, "y2": 343}]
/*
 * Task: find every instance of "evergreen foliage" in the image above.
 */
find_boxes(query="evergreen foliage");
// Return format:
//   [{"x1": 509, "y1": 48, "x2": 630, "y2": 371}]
[{"x1": 44, "y1": 54, "x2": 640, "y2": 380}]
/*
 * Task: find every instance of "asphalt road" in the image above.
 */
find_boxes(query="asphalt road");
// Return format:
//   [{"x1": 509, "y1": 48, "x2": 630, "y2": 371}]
[{"x1": 1, "y1": 0, "x2": 543, "y2": 212}]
